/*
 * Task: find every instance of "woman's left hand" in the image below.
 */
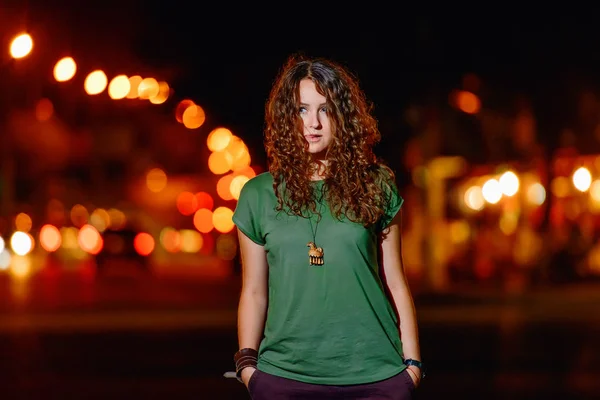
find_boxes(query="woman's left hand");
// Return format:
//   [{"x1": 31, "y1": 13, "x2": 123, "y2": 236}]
[{"x1": 406, "y1": 366, "x2": 421, "y2": 388}]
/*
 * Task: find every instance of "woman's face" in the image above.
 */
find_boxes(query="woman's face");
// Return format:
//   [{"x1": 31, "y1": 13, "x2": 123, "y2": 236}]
[{"x1": 299, "y1": 78, "x2": 332, "y2": 161}]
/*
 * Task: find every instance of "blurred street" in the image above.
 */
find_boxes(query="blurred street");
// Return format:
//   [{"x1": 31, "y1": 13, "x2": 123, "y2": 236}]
[{"x1": 0, "y1": 266, "x2": 599, "y2": 400}]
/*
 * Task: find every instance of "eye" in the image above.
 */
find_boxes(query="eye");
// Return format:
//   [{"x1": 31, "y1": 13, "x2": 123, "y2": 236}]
[
  {"x1": 319, "y1": 106, "x2": 328, "y2": 114},
  {"x1": 299, "y1": 106, "x2": 307, "y2": 114}
]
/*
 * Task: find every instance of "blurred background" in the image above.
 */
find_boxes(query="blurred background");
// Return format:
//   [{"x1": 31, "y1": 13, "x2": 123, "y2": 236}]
[{"x1": 1, "y1": 2, "x2": 599, "y2": 399}]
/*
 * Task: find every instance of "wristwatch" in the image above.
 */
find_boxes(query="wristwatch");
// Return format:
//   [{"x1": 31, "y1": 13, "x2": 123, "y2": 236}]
[{"x1": 404, "y1": 358, "x2": 426, "y2": 379}]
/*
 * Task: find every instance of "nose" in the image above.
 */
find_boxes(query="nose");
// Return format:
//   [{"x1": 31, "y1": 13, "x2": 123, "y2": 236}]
[{"x1": 306, "y1": 111, "x2": 321, "y2": 130}]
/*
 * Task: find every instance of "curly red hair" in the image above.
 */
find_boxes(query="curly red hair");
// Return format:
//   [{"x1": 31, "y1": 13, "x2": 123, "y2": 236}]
[{"x1": 264, "y1": 54, "x2": 395, "y2": 226}]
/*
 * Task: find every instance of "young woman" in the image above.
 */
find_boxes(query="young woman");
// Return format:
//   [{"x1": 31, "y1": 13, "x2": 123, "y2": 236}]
[{"x1": 232, "y1": 54, "x2": 423, "y2": 399}]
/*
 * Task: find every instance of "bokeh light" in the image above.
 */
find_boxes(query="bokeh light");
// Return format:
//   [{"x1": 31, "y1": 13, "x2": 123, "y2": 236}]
[
  {"x1": 108, "y1": 75, "x2": 131, "y2": 100},
  {"x1": 10, "y1": 33, "x2": 33, "y2": 59},
  {"x1": 84, "y1": 70, "x2": 108, "y2": 95},
  {"x1": 53, "y1": 57, "x2": 77, "y2": 82}
]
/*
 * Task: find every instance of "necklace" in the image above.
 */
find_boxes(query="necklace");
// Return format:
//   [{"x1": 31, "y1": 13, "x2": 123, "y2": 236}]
[{"x1": 307, "y1": 185, "x2": 325, "y2": 266}]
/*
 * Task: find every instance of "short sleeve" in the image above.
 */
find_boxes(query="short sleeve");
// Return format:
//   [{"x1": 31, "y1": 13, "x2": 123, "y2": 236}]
[
  {"x1": 232, "y1": 177, "x2": 266, "y2": 245},
  {"x1": 377, "y1": 171, "x2": 404, "y2": 232}
]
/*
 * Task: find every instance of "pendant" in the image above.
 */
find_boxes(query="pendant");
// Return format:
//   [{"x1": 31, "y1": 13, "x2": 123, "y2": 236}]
[{"x1": 307, "y1": 241, "x2": 324, "y2": 265}]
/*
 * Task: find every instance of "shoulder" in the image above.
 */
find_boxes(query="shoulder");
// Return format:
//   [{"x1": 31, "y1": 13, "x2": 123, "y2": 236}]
[
  {"x1": 239, "y1": 172, "x2": 274, "y2": 195},
  {"x1": 247, "y1": 171, "x2": 274, "y2": 187}
]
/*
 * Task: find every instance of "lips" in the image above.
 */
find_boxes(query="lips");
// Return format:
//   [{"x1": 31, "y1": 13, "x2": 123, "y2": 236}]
[{"x1": 305, "y1": 134, "x2": 321, "y2": 142}]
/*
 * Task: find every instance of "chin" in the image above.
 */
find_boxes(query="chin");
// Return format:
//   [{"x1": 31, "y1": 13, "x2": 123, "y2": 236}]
[
  {"x1": 308, "y1": 143, "x2": 328, "y2": 153},
  {"x1": 308, "y1": 149, "x2": 328, "y2": 161}
]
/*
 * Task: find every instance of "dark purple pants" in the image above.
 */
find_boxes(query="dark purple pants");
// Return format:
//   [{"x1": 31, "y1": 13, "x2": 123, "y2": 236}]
[{"x1": 247, "y1": 369, "x2": 415, "y2": 400}]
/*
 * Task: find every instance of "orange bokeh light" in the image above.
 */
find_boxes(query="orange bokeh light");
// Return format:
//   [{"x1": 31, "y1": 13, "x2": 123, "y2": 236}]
[
  {"x1": 127, "y1": 75, "x2": 143, "y2": 99},
  {"x1": 182, "y1": 105, "x2": 205, "y2": 129},
  {"x1": 208, "y1": 150, "x2": 232, "y2": 175},
  {"x1": 216, "y1": 173, "x2": 235, "y2": 201},
  {"x1": 78, "y1": 224, "x2": 103, "y2": 255},
  {"x1": 176, "y1": 191, "x2": 199, "y2": 216},
  {"x1": 175, "y1": 99, "x2": 195, "y2": 123},
  {"x1": 454, "y1": 90, "x2": 481, "y2": 114},
  {"x1": 40, "y1": 224, "x2": 61, "y2": 252},
  {"x1": 193, "y1": 208, "x2": 214, "y2": 233},
  {"x1": 134, "y1": 232, "x2": 155, "y2": 256},
  {"x1": 195, "y1": 192, "x2": 214, "y2": 210}
]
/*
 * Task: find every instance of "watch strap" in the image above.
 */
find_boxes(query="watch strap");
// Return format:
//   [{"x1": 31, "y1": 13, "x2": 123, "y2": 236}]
[{"x1": 404, "y1": 358, "x2": 426, "y2": 379}]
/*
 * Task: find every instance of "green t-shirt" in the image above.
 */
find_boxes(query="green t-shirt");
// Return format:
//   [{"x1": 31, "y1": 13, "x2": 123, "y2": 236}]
[{"x1": 232, "y1": 171, "x2": 405, "y2": 385}]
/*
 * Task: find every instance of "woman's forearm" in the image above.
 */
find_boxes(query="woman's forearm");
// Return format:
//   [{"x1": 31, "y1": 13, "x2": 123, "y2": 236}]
[
  {"x1": 237, "y1": 290, "x2": 268, "y2": 350},
  {"x1": 390, "y1": 287, "x2": 421, "y2": 361}
]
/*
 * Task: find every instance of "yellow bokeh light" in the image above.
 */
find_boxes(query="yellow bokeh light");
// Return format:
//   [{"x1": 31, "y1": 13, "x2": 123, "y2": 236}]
[
  {"x1": 207, "y1": 127, "x2": 233, "y2": 152},
  {"x1": 179, "y1": 229, "x2": 203, "y2": 253},
  {"x1": 573, "y1": 167, "x2": 592, "y2": 192},
  {"x1": 230, "y1": 175, "x2": 250, "y2": 200},
  {"x1": 10, "y1": 231, "x2": 33, "y2": 256},
  {"x1": 213, "y1": 207, "x2": 235, "y2": 233},
  {"x1": 53, "y1": 57, "x2": 77, "y2": 82},
  {"x1": 481, "y1": 179, "x2": 502, "y2": 204},
  {"x1": 0, "y1": 249, "x2": 9, "y2": 271},
  {"x1": 464, "y1": 186, "x2": 484, "y2": 211},
  {"x1": 225, "y1": 136, "x2": 251, "y2": 171},
  {"x1": 526, "y1": 183, "x2": 546, "y2": 206},
  {"x1": 149, "y1": 81, "x2": 170, "y2": 104},
  {"x1": 138, "y1": 77, "x2": 159, "y2": 99},
  {"x1": 127, "y1": 75, "x2": 143, "y2": 99},
  {"x1": 84, "y1": 70, "x2": 108, "y2": 95},
  {"x1": 108, "y1": 75, "x2": 131, "y2": 100},
  {"x1": 10, "y1": 33, "x2": 33, "y2": 59},
  {"x1": 499, "y1": 171, "x2": 519, "y2": 197}
]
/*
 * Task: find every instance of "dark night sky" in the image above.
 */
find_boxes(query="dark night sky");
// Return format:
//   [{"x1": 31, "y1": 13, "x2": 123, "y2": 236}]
[{"x1": 8, "y1": 3, "x2": 600, "y2": 167}]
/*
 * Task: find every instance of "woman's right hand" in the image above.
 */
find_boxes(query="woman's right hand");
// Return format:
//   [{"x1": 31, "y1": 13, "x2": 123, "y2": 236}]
[{"x1": 241, "y1": 367, "x2": 257, "y2": 388}]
